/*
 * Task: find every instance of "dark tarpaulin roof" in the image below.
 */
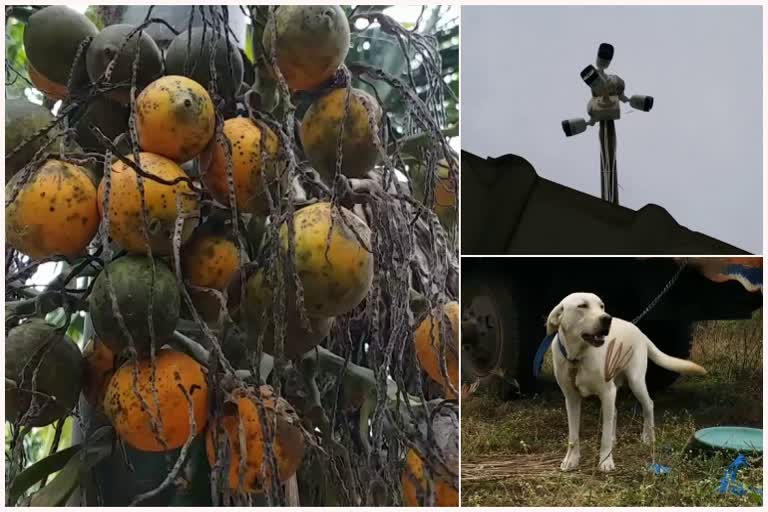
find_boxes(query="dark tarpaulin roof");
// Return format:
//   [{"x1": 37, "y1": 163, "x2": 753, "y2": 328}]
[{"x1": 461, "y1": 151, "x2": 750, "y2": 256}]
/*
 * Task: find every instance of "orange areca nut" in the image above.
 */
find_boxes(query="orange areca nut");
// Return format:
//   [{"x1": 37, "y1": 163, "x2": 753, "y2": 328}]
[
  {"x1": 98, "y1": 152, "x2": 198, "y2": 255},
  {"x1": 6, "y1": 159, "x2": 99, "y2": 260},
  {"x1": 300, "y1": 87, "x2": 383, "y2": 182},
  {"x1": 279, "y1": 202, "x2": 374, "y2": 317},
  {"x1": 136, "y1": 75, "x2": 215, "y2": 162},
  {"x1": 206, "y1": 385, "x2": 305, "y2": 492},
  {"x1": 243, "y1": 270, "x2": 334, "y2": 359},
  {"x1": 402, "y1": 449, "x2": 459, "y2": 507},
  {"x1": 262, "y1": 5, "x2": 350, "y2": 91},
  {"x1": 203, "y1": 117, "x2": 283, "y2": 214},
  {"x1": 401, "y1": 405, "x2": 459, "y2": 506},
  {"x1": 414, "y1": 301, "x2": 460, "y2": 398},
  {"x1": 181, "y1": 222, "x2": 244, "y2": 322},
  {"x1": 182, "y1": 223, "x2": 242, "y2": 291},
  {"x1": 103, "y1": 349, "x2": 209, "y2": 452}
]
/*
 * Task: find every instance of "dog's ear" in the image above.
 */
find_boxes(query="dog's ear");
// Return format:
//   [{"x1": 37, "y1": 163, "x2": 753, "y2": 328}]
[{"x1": 546, "y1": 302, "x2": 564, "y2": 335}]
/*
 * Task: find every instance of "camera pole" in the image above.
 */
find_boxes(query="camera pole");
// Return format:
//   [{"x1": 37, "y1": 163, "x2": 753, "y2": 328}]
[
  {"x1": 599, "y1": 120, "x2": 618, "y2": 204},
  {"x1": 561, "y1": 43, "x2": 653, "y2": 207}
]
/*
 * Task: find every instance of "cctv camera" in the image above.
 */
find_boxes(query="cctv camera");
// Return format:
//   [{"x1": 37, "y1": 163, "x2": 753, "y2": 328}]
[
  {"x1": 564, "y1": 44, "x2": 653, "y2": 138},
  {"x1": 596, "y1": 43, "x2": 614, "y2": 70},
  {"x1": 629, "y1": 94, "x2": 654, "y2": 112},
  {"x1": 562, "y1": 118, "x2": 588, "y2": 137},
  {"x1": 581, "y1": 65, "x2": 607, "y2": 95}
]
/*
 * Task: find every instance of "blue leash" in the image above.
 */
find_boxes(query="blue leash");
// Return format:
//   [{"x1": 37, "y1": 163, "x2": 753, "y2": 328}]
[
  {"x1": 649, "y1": 463, "x2": 672, "y2": 475},
  {"x1": 532, "y1": 333, "x2": 555, "y2": 377},
  {"x1": 717, "y1": 454, "x2": 763, "y2": 500},
  {"x1": 534, "y1": 333, "x2": 578, "y2": 376}
]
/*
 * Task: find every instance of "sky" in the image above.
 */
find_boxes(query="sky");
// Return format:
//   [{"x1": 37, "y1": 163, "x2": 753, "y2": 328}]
[{"x1": 461, "y1": 6, "x2": 762, "y2": 253}]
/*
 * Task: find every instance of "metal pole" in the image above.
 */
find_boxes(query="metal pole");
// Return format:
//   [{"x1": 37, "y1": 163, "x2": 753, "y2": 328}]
[{"x1": 599, "y1": 120, "x2": 618, "y2": 204}]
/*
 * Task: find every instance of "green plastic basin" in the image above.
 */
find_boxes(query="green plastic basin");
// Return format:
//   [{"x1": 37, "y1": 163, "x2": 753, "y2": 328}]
[{"x1": 692, "y1": 426, "x2": 762, "y2": 455}]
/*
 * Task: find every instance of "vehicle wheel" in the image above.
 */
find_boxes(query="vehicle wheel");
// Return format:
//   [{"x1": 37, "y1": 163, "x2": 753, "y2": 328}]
[
  {"x1": 462, "y1": 272, "x2": 540, "y2": 397},
  {"x1": 638, "y1": 319, "x2": 694, "y2": 391}
]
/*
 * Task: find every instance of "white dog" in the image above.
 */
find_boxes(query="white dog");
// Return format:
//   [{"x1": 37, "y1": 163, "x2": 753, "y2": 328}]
[{"x1": 547, "y1": 292, "x2": 706, "y2": 472}]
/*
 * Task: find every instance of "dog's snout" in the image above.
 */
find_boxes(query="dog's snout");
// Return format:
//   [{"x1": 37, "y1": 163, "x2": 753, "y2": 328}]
[{"x1": 600, "y1": 314, "x2": 612, "y2": 332}]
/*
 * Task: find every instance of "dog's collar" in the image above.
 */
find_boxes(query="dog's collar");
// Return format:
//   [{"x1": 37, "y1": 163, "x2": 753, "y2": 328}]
[{"x1": 556, "y1": 334, "x2": 580, "y2": 364}]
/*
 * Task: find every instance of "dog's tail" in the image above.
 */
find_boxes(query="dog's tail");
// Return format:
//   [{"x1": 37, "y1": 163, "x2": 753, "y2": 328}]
[{"x1": 646, "y1": 339, "x2": 707, "y2": 376}]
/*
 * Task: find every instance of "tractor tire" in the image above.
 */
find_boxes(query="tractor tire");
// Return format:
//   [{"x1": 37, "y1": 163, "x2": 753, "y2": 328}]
[{"x1": 462, "y1": 271, "x2": 542, "y2": 398}]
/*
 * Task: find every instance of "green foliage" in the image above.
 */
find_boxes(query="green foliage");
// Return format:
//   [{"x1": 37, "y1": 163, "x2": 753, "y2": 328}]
[
  {"x1": 7, "y1": 426, "x2": 112, "y2": 506},
  {"x1": 5, "y1": 17, "x2": 31, "y2": 99},
  {"x1": 83, "y1": 7, "x2": 106, "y2": 31},
  {"x1": 7, "y1": 443, "x2": 81, "y2": 506},
  {"x1": 29, "y1": 427, "x2": 112, "y2": 506},
  {"x1": 244, "y1": 22, "x2": 254, "y2": 64},
  {"x1": 346, "y1": 5, "x2": 459, "y2": 132}
]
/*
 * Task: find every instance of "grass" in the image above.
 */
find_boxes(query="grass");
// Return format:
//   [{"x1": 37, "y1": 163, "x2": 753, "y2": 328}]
[{"x1": 461, "y1": 311, "x2": 763, "y2": 507}]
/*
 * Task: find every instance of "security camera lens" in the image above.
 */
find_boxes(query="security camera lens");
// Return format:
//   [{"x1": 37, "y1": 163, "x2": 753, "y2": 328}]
[
  {"x1": 580, "y1": 65, "x2": 599, "y2": 86},
  {"x1": 562, "y1": 120, "x2": 573, "y2": 137},
  {"x1": 644, "y1": 96, "x2": 654, "y2": 111},
  {"x1": 629, "y1": 95, "x2": 654, "y2": 112},
  {"x1": 562, "y1": 118, "x2": 587, "y2": 137},
  {"x1": 598, "y1": 43, "x2": 614, "y2": 61}
]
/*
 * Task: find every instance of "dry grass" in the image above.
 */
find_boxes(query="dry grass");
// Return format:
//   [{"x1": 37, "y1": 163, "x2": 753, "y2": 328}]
[{"x1": 461, "y1": 310, "x2": 763, "y2": 507}]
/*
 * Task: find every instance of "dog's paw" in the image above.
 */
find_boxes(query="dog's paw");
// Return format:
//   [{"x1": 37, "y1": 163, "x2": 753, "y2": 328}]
[
  {"x1": 560, "y1": 453, "x2": 580, "y2": 471},
  {"x1": 598, "y1": 455, "x2": 615, "y2": 473}
]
